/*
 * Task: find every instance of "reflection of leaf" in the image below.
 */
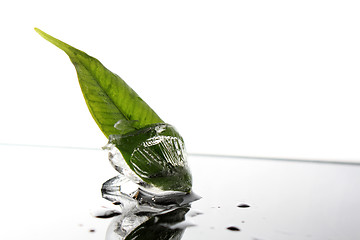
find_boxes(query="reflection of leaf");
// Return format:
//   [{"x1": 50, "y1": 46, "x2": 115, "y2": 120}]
[
  {"x1": 124, "y1": 207, "x2": 189, "y2": 240},
  {"x1": 35, "y1": 28, "x2": 164, "y2": 137}
]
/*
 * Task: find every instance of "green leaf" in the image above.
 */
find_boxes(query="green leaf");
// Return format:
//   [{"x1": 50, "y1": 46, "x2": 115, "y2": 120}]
[
  {"x1": 34, "y1": 28, "x2": 164, "y2": 138},
  {"x1": 35, "y1": 28, "x2": 192, "y2": 193}
]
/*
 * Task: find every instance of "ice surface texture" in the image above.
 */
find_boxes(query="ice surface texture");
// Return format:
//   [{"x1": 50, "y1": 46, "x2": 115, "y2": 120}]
[
  {"x1": 102, "y1": 174, "x2": 200, "y2": 210},
  {"x1": 108, "y1": 123, "x2": 192, "y2": 193}
]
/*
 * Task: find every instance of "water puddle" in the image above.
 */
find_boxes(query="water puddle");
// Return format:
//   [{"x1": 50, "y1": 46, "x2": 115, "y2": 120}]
[
  {"x1": 237, "y1": 203, "x2": 250, "y2": 208},
  {"x1": 227, "y1": 226, "x2": 241, "y2": 231},
  {"x1": 105, "y1": 206, "x2": 193, "y2": 240}
]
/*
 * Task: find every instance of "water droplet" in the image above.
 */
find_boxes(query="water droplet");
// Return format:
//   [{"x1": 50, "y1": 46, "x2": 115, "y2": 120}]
[
  {"x1": 227, "y1": 226, "x2": 240, "y2": 231},
  {"x1": 91, "y1": 207, "x2": 121, "y2": 219},
  {"x1": 237, "y1": 203, "x2": 250, "y2": 208},
  {"x1": 113, "y1": 119, "x2": 138, "y2": 132}
]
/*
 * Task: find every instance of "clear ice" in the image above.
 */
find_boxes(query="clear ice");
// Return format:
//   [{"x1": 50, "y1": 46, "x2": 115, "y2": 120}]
[
  {"x1": 103, "y1": 143, "x2": 144, "y2": 187},
  {"x1": 107, "y1": 123, "x2": 192, "y2": 192},
  {"x1": 101, "y1": 144, "x2": 199, "y2": 210},
  {"x1": 100, "y1": 123, "x2": 199, "y2": 239},
  {"x1": 103, "y1": 123, "x2": 192, "y2": 195}
]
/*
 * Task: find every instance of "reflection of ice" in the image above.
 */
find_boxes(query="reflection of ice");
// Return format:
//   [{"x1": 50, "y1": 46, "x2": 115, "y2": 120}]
[
  {"x1": 106, "y1": 208, "x2": 149, "y2": 239},
  {"x1": 105, "y1": 206, "x2": 191, "y2": 240}
]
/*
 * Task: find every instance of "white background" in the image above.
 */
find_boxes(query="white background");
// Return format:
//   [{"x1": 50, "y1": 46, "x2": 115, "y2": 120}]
[{"x1": 1, "y1": 0, "x2": 360, "y2": 162}]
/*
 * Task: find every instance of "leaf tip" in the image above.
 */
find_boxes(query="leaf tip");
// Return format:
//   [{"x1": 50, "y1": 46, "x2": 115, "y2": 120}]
[
  {"x1": 34, "y1": 27, "x2": 74, "y2": 55},
  {"x1": 34, "y1": 27, "x2": 46, "y2": 38}
]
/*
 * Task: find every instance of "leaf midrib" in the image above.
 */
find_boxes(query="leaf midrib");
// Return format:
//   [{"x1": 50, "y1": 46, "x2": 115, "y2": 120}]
[{"x1": 74, "y1": 56, "x2": 131, "y2": 127}]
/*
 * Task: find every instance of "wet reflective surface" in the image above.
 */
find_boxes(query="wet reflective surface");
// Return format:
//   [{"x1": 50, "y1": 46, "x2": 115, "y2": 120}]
[
  {"x1": 106, "y1": 206, "x2": 191, "y2": 240},
  {"x1": 1, "y1": 145, "x2": 360, "y2": 239}
]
